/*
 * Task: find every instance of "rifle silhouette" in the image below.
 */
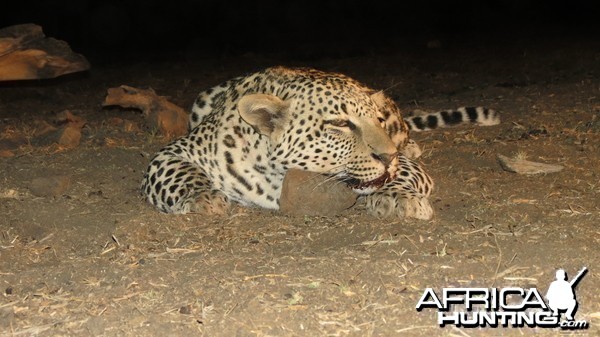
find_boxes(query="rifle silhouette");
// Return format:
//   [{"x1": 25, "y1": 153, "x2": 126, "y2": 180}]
[{"x1": 569, "y1": 267, "x2": 588, "y2": 288}]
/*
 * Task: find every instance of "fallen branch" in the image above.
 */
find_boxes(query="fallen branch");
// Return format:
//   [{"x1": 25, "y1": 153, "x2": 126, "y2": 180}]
[
  {"x1": 497, "y1": 154, "x2": 564, "y2": 175},
  {"x1": 103, "y1": 85, "x2": 188, "y2": 138},
  {"x1": 0, "y1": 24, "x2": 89, "y2": 81}
]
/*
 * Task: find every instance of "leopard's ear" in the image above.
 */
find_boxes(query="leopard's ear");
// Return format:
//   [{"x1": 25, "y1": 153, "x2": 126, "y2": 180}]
[
  {"x1": 238, "y1": 94, "x2": 290, "y2": 141},
  {"x1": 370, "y1": 91, "x2": 388, "y2": 108}
]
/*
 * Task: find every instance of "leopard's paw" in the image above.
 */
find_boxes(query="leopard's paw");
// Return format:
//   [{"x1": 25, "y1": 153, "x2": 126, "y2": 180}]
[
  {"x1": 178, "y1": 190, "x2": 230, "y2": 215},
  {"x1": 365, "y1": 194, "x2": 433, "y2": 220}
]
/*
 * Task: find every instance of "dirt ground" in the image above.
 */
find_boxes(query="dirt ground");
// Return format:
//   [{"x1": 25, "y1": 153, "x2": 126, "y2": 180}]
[{"x1": 1, "y1": 37, "x2": 599, "y2": 336}]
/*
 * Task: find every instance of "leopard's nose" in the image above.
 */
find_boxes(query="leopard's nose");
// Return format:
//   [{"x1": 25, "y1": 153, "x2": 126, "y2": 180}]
[{"x1": 371, "y1": 151, "x2": 398, "y2": 166}]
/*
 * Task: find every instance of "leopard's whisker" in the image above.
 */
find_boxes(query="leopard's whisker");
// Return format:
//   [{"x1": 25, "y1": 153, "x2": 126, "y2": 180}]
[
  {"x1": 311, "y1": 171, "x2": 347, "y2": 190},
  {"x1": 297, "y1": 164, "x2": 347, "y2": 185}
]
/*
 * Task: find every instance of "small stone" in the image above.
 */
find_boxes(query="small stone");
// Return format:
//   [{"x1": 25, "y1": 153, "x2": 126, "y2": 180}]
[
  {"x1": 179, "y1": 305, "x2": 192, "y2": 315},
  {"x1": 279, "y1": 169, "x2": 357, "y2": 216},
  {"x1": 29, "y1": 175, "x2": 71, "y2": 197},
  {"x1": 0, "y1": 150, "x2": 14, "y2": 158},
  {"x1": 5, "y1": 287, "x2": 13, "y2": 295},
  {"x1": 32, "y1": 124, "x2": 82, "y2": 148},
  {"x1": 57, "y1": 125, "x2": 82, "y2": 147}
]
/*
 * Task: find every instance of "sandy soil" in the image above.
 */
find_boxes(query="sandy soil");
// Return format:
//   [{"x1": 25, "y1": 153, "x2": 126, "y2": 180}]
[{"x1": 1, "y1": 37, "x2": 599, "y2": 336}]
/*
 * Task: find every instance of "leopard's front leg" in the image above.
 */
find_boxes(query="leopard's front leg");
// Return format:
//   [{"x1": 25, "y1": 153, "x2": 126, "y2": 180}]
[
  {"x1": 364, "y1": 155, "x2": 434, "y2": 220},
  {"x1": 141, "y1": 139, "x2": 231, "y2": 215}
]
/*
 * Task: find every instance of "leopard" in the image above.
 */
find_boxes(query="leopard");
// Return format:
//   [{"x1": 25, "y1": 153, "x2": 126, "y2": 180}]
[{"x1": 141, "y1": 66, "x2": 499, "y2": 220}]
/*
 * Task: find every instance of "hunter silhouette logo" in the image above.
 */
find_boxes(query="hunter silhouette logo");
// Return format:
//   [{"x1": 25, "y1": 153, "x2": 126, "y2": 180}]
[
  {"x1": 546, "y1": 267, "x2": 587, "y2": 321},
  {"x1": 415, "y1": 267, "x2": 589, "y2": 330}
]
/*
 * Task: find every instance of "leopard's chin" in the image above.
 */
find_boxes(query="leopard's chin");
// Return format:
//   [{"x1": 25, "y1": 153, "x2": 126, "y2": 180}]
[{"x1": 346, "y1": 172, "x2": 391, "y2": 194}]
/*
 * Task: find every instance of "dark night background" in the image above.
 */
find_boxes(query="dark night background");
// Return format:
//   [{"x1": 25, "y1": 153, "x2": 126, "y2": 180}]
[{"x1": 2, "y1": 0, "x2": 600, "y2": 60}]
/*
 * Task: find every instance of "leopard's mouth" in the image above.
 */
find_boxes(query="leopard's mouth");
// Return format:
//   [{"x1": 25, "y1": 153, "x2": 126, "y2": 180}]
[{"x1": 345, "y1": 172, "x2": 391, "y2": 192}]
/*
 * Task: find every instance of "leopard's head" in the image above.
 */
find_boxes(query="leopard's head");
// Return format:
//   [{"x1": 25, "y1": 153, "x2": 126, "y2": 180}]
[{"x1": 238, "y1": 72, "x2": 409, "y2": 194}]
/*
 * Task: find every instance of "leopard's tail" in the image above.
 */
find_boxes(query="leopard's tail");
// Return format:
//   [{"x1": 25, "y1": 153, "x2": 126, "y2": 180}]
[{"x1": 405, "y1": 107, "x2": 500, "y2": 132}]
